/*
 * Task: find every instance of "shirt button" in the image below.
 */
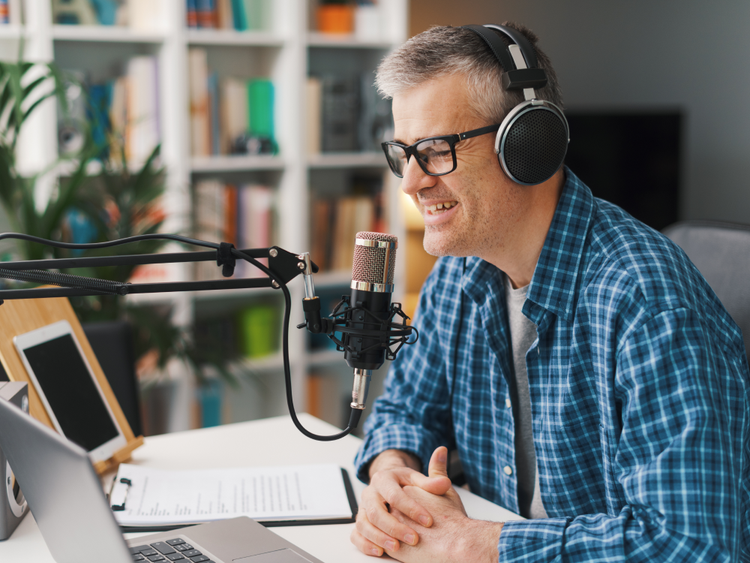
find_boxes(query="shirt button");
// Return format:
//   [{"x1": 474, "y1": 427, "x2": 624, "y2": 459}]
[
  {"x1": 503, "y1": 466, "x2": 513, "y2": 476},
  {"x1": 505, "y1": 399, "x2": 512, "y2": 408}
]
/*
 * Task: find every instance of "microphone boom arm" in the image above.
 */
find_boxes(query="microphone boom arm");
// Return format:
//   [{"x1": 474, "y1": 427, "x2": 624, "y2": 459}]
[{"x1": 0, "y1": 246, "x2": 315, "y2": 300}]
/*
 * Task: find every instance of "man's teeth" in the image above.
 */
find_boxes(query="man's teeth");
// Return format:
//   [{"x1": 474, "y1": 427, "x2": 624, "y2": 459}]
[{"x1": 426, "y1": 201, "x2": 457, "y2": 213}]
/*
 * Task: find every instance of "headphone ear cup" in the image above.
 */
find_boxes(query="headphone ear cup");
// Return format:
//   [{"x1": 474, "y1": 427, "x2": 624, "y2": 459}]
[{"x1": 495, "y1": 101, "x2": 569, "y2": 185}]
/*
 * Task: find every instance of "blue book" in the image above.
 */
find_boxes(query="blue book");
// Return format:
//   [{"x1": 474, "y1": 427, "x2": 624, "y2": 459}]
[
  {"x1": 88, "y1": 82, "x2": 113, "y2": 160},
  {"x1": 208, "y1": 72, "x2": 220, "y2": 155},
  {"x1": 186, "y1": 0, "x2": 198, "y2": 28},
  {"x1": 230, "y1": 0, "x2": 247, "y2": 31},
  {"x1": 196, "y1": 0, "x2": 215, "y2": 28}
]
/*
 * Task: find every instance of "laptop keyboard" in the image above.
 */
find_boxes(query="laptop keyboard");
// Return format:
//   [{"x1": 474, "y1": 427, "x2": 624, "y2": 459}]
[{"x1": 129, "y1": 538, "x2": 217, "y2": 563}]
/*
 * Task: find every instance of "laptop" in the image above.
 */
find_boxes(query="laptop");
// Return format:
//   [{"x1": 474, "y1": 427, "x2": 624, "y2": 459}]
[{"x1": 0, "y1": 387, "x2": 325, "y2": 563}]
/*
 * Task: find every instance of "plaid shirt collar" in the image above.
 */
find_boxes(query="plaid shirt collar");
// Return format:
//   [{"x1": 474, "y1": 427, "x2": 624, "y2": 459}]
[{"x1": 462, "y1": 168, "x2": 594, "y2": 324}]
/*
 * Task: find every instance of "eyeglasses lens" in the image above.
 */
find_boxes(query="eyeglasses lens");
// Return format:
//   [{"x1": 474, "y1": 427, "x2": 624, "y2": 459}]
[
  {"x1": 386, "y1": 139, "x2": 455, "y2": 177},
  {"x1": 416, "y1": 139, "x2": 454, "y2": 175}
]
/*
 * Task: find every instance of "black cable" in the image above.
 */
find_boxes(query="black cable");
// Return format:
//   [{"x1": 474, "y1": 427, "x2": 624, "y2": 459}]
[
  {"x1": 232, "y1": 248, "x2": 358, "y2": 441},
  {"x1": 0, "y1": 231, "x2": 357, "y2": 441},
  {"x1": 0, "y1": 232, "x2": 218, "y2": 251}
]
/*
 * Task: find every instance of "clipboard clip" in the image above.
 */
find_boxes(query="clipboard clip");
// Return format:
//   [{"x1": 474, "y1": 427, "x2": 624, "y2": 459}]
[{"x1": 111, "y1": 477, "x2": 132, "y2": 512}]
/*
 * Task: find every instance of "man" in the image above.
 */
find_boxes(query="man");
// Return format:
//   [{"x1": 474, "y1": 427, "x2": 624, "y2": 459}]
[{"x1": 350, "y1": 23, "x2": 750, "y2": 563}]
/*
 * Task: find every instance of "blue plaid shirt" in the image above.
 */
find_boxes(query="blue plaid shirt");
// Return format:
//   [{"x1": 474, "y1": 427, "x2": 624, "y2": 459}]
[{"x1": 355, "y1": 169, "x2": 750, "y2": 562}]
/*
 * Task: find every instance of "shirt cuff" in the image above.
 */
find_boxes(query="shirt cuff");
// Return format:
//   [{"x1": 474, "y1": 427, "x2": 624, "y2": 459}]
[{"x1": 496, "y1": 518, "x2": 569, "y2": 562}]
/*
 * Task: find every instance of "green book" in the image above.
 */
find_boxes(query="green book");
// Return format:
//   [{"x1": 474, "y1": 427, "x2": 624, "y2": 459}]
[{"x1": 247, "y1": 78, "x2": 274, "y2": 140}]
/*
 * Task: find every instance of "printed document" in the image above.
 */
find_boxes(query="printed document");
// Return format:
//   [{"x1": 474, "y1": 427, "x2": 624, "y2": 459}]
[{"x1": 109, "y1": 463, "x2": 356, "y2": 528}]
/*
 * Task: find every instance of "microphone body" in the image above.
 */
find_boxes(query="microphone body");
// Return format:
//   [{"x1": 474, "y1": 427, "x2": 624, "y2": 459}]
[{"x1": 345, "y1": 232, "x2": 398, "y2": 410}]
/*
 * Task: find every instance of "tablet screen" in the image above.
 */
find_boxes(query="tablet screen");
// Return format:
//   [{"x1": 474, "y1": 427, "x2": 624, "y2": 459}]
[{"x1": 22, "y1": 334, "x2": 120, "y2": 453}]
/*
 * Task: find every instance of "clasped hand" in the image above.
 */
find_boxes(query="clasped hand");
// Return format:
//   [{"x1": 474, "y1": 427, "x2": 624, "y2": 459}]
[{"x1": 351, "y1": 446, "x2": 503, "y2": 562}]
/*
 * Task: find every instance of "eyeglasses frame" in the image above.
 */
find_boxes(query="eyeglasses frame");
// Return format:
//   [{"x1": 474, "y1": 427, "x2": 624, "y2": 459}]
[{"x1": 381, "y1": 123, "x2": 502, "y2": 178}]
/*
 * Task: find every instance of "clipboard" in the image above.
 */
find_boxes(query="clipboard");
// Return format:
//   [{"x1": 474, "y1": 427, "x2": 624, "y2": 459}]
[{"x1": 108, "y1": 463, "x2": 358, "y2": 532}]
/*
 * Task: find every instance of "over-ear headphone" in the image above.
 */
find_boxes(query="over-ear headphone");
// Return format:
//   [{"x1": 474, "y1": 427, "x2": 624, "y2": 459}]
[{"x1": 462, "y1": 24, "x2": 569, "y2": 186}]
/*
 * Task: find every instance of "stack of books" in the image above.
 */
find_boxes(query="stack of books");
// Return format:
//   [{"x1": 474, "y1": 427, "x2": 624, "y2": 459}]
[{"x1": 188, "y1": 48, "x2": 275, "y2": 157}]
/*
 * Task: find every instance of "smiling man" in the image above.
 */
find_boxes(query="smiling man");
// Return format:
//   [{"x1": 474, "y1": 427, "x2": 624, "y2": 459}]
[{"x1": 350, "y1": 23, "x2": 750, "y2": 563}]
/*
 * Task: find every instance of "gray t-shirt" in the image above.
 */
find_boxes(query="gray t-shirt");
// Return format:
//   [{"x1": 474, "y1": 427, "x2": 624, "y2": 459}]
[{"x1": 504, "y1": 274, "x2": 547, "y2": 519}]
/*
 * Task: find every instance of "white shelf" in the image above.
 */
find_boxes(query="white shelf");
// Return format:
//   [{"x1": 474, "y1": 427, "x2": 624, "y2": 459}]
[
  {"x1": 0, "y1": 24, "x2": 24, "y2": 40},
  {"x1": 191, "y1": 154, "x2": 285, "y2": 173},
  {"x1": 186, "y1": 29, "x2": 284, "y2": 47},
  {"x1": 51, "y1": 24, "x2": 166, "y2": 43},
  {"x1": 307, "y1": 32, "x2": 393, "y2": 50},
  {"x1": 307, "y1": 152, "x2": 385, "y2": 169}
]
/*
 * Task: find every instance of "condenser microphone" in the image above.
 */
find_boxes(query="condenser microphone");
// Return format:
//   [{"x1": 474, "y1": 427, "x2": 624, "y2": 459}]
[{"x1": 346, "y1": 232, "x2": 398, "y2": 411}]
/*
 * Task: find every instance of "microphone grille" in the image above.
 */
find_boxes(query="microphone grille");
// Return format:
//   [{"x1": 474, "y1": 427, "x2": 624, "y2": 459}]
[{"x1": 352, "y1": 232, "x2": 398, "y2": 286}]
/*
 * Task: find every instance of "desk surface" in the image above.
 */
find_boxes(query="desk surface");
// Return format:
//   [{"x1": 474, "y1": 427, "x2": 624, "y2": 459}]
[{"x1": 0, "y1": 414, "x2": 521, "y2": 563}]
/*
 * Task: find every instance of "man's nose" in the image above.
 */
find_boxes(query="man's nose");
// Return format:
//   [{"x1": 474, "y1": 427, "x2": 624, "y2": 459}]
[{"x1": 400, "y1": 157, "x2": 434, "y2": 196}]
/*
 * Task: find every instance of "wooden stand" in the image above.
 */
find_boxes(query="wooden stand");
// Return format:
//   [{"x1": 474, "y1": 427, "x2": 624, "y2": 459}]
[{"x1": 0, "y1": 296, "x2": 143, "y2": 474}]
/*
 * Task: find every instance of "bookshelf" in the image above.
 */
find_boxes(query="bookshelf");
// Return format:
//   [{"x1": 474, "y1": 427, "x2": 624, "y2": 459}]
[{"x1": 4, "y1": 0, "x2": 408, "y2": 434}]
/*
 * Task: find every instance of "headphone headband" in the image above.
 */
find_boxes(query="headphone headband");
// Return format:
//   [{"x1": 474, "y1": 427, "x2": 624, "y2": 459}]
[{"x1": 461, "y1": 24, "x2": 547, "y2": 91}]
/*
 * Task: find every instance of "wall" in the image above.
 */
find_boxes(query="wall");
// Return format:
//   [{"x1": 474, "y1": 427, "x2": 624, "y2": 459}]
[{"x1": 409, "y1": 0, "x2": 750, "y2": 224}]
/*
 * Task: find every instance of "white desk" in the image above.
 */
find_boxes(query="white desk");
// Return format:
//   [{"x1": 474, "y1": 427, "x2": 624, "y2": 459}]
[{"x1": 0, "y1": 414, "x2": 521, "y2": 562}]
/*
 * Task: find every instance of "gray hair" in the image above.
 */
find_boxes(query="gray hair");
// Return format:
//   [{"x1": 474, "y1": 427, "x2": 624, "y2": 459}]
[{"x1": 375, "y1": 22, "x2": 564, "y2": 124}]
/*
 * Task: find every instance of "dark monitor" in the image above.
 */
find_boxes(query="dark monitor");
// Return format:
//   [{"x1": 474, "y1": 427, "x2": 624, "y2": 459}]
[{"x1": 563, "y1": 110, "x2": 683, "y2": 231}]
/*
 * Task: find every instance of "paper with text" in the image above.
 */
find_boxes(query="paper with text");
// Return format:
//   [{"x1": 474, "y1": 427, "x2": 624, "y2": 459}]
[{"x1": 110, "y1": 463, "x2": 353, "y2": 526}]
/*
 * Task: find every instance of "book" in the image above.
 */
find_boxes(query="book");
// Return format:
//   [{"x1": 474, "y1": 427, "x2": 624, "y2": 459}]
[
  {"x1": 220, "y1": 76, "x2": 249, "y2": 154},
  {"x1": 242, "y1": 0, "x2": 266, "y2": 30},
  {"x1": 129, "y1": 0, "x2": 167, "y2": 30},
  {"x1": 186, "y1": 0, "x2": 198, "y2": 28},
  {"x1": 7, "y1": 0, "x2": 20, "y2": 25},
  {"x1": 194, "y1": 179, "x2": 228, "y2": 280},
  {"x1": 305, "y1": 76, "x2": 322, "y2": 155},
  {"x1": 88, "y1": 82, "x2": 113, "y2": 160},
  {"x1": 188, "y1": 48, "x2": 211, "y2": 157},
  {"x1": 230, "y1": 0, "x2": 247, "y2": 30},
  {"x1": 247, "y1": 78, "x2": 274, "y2": 141},
  {"x1": 207, "y1": 71, "x2": 220, "y2": 155},
  {"x1": 215, "y1": 0, "x2": 233, "y2": 29},
  {"x1": 196, "y1": 0, "x2": 216, "y2": 28},
  {"x1": 310, "y1": 184, "x2": 383, "y2": 274},
  {"x1": 108, "y1": 76, "x2": 127, "y2": 164},
  {"x1": 109, "y1": 463, "x2": 358, "y2": 531},
  {"x1": 237, "y1": 183, "x2": 274, "y2": 277},
  {"x1": 125, "y1": 55, "x2": 160, "y2": 167}
]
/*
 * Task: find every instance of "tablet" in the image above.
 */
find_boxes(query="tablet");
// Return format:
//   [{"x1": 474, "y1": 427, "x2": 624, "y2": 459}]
[{"x1": 13, "y1": 320, "x2": 127, "y2": 464}]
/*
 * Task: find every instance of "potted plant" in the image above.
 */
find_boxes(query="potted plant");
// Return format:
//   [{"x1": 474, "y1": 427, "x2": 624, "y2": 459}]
[{"x1": 0, "y1": 57, "x2": 244, "y2": 432}]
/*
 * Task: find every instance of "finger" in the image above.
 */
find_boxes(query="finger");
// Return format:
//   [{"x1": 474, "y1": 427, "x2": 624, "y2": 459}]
[
  {"x1": 408, "y1": 448, "x2": 452, "y2": 497},
  {"x1": 369, "y1": 472, "x2": 431, "y2": 535},
  {"x1": 350, "y1": 525, "x2": 385, "y2": 557},
  {"x1": 355, "y1": 506, "x2": 403, "y2": 554},
  {"x1": 428, "y1": 446, "x2": 449, "y2": 478}
]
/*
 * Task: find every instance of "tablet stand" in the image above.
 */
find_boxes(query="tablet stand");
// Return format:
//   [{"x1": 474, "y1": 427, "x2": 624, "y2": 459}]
[{"x1": 0, "y1": 296, "x2": 143, "y2": 475}]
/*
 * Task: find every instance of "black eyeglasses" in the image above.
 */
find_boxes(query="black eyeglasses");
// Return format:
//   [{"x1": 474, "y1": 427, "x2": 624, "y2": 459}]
[{"x1": 381, "y1": 124, "x2": 501, "y2": 178}]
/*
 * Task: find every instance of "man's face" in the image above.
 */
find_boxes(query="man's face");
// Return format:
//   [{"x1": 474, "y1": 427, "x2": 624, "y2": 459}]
[{"x1": 392, "y1": 73, "x2": 529, "y2": 261}]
